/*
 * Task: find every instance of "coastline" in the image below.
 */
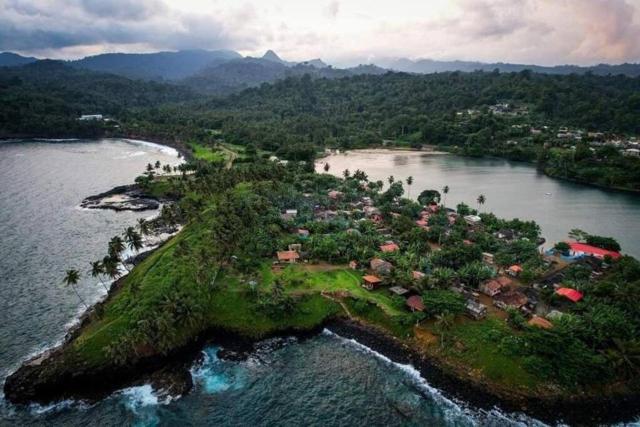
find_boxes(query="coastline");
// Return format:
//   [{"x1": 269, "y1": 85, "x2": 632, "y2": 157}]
[
  {"x1": 3, "y1": 139, "x2": 640, "y2": 425},
  {"x1": 7, "y1": 306, "x2": 640, "y2": 426}
]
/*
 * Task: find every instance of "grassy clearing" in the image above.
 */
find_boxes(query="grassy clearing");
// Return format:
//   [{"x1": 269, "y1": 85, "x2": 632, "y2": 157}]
[
  {"x1": 190, "y1": 142, "x2": 226, "y2": 163},
  {"x1": 275, "y1": 265, "x2": 407, "y2": 317},
  {"x1": 432, "y1": 317, "x2": 541, "y2": 390}
]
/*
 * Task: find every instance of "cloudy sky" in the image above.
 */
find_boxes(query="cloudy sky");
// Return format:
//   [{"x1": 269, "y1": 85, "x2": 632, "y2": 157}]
[{"x1": 2, "y1": 0, "x2": 640, "y2": 66}]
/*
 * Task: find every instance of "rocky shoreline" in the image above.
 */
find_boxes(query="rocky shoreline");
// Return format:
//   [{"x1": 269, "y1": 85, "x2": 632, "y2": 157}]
[
  {"x1": 6, "y1": 309, "x2": 640, "y2": 426},
  {"x1": 80, "y1": 184, "x2": 161, "y2": 211},
  {"x1": 324, "y1": 319, "x2": 640, "y2": 426}
]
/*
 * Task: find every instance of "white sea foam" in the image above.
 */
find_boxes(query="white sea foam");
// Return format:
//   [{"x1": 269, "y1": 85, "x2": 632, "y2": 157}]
[
  {"x1": 122, "y1": 139, "x2": 181, "y2": 158},
  {"x1": 322, "y1": 329, "x2": 550, "y2": 427}
]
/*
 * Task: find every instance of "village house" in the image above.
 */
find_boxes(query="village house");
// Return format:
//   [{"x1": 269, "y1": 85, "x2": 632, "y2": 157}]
[
  {"x1": 507, "y1": 265, "x2": 523, "y2": 277},
  {"x1": 494, "y1": 290, "x2": 528, "y2": 310},
  {"x1": 297, "y1": 229, "x2": 310, "y2": 239},
  {"x1": 567, "y1": 242, "x2": 621, "y2": 260},
  {"x1": 281, "y1": 209, "x2": 298, "y2": 221},
  {"x1": 79, "y1": 114, "x2": 103, "y2": 121},
  {"x1": 349, "y1": 260, "x2": 358, "y2": 270},
  {"x1": 406, "y1": 295, "x2": 425, "y2": 312},
  {"x1": 412, "y1": 271, "x2": 426, "y2": 281},
  {"x1": 380, "y1": 242, "x2": 399, "y2": 253},
  {"x1": 288, "y1": 243, "x2": 302, "y2": 253},
  {"x1": 389, "y1": 286, "x2": 409, "y2": 296},
  {"x1": 555, "y1": 287, "x2": 583, "y2": 303},
  {"x1": 328, "y1": 190, "x2": 344, "y2": 200},
  {"x1": 415, "y1": 218, "x2": 429, "y2": 229},
  {"x1": 465, "y1": 300, "x2": 487, "y2": 320},
  {"x1": 482, "y1": 252, "x2": 495, "y2": 265},
  {"x1": 481, "y1": 279, "x2": 508, "y2": 297},
  {"x1": 370, "y1": 258, "x2": 393, "y2": 275},
  {"x1": 528, "y1": 316, "x2": 553, "y2": 329},
  {"x1": 495, "y1": 229, "x2": 516, "y2": 241},
  {"x1": 277, "y1": 250, "x2": 300, "y2": 264},
  {"x1": 362, "y1": 275, "x2": 382, "y2": 291},
  {"x1": 464, "y1": 215, "x2": 482, "y2": 227},
  {"x1": 623, "y1": 148, "x2": 640, "y2": 157}
]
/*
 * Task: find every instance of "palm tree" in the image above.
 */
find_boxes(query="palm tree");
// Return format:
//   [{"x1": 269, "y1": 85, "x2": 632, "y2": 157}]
[
  {"x1": 109, "y1": 235, "x2": 129, "y2": 272},
  {"x1": 124, "y1": 227, "x2": 143, "y2": 255},
  {"x1": 343, "y1": 169, "x2": 350, "y2": 179},
  {"x1": 435, "y1": 311, "x2": 455, "y2": 348},
  {"x1": 442, "y1": 185, "x2": 450, "y2": 207},
  {"x1": 90, "y1": 261, "x2": 109, "y2": 292},
  {"x1": 387, "y1": 175, "x2": 395, "y2": 186},
  {"x1": 406, "y1": 176, "x2": 413, "y2": 198},
  {"x1": 103, "y1": 256, "x2": 120, "y2": 281},
  {"x1": 63, "y1": 269, "x2": 87, "y2": 308},
  {"x1": 477, "y1": 194, "x2": 486, "y2": 212},
  {"x1": 323, "y1": 163, "x2": 330, "y2": 172},
  {"x1": 137, "y1": 218, "x2": 150, "y2": 236}
]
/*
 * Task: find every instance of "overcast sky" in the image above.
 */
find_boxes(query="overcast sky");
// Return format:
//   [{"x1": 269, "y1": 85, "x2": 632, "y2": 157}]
[{"x1": 2, "y1": 0, "x2": 640, "y2": 66}]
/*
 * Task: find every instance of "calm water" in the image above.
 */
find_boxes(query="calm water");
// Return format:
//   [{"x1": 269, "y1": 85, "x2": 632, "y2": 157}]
[{"x1": 317, "y1": 150, "x2": 640, "y2": 257}]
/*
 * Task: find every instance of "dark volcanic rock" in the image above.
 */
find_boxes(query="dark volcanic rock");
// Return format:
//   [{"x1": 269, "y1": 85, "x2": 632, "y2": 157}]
[{"x1": 80, "y1": 184, "x2": 159, "y2": 211}]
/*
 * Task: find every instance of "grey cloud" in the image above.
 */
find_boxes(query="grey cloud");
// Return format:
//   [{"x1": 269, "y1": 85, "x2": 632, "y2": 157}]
[
  {"x1": 0, "y1": 0, "x2": 257, "y2": 54},
  {"x1": 79, "y1": 0, "x2": 167, "y2": 21}
]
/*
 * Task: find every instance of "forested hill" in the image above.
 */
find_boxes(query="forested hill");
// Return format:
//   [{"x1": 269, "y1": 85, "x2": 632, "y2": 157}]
[
  {"x1": 183, "y1": 71, "x2": 640, "y2": 148},
  {"x1": 0, "y1": 61, "x2": 195, "y2": 137}
]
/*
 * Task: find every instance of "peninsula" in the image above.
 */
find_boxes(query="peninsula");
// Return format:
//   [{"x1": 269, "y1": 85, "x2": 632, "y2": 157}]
[{"x1": 5, "y1": 143, "x2": 640, "y2": 425}]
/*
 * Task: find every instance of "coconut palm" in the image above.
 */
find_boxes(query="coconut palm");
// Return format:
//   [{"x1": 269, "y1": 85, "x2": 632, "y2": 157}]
[
  {"x1": 387, "y1": 175, "x2": 395, "y2": 186},
  {"x1": 63, "y1": 269, "x2": 87, "y2": 308},
  {"x1": 343, "y1": 169, "x2": 350, "y2": 178},
  {"x1": 477, "y1": 194, "x2": 486, "y2": 212},
  {"x1": 124, "y1": 227, "x2": 143, "y2": 254},
  {"x1": 90, "y1": 261, "x2": 109, "y2": 292},
  {"x1": 406, "y1": 176, "x2": 413, "y2": 198},
  {"x1": 137, "y1": 218, "x2": 150, "y2": 236},
  {"x1": 323, "y1": 163, "x2": 330, "y2": 172},
  {"x1": 435, "y1": 311, "x2": 455, "y2": 348},
  {"x1": 442, "y1": 185, "x2": 450, "y2": 207},
  {"x1": 109, "y1": 235, "x2": 129, "y2": 272},
  {"x1": 103, "y1": 255, "x2": 120, "y2": 281}
]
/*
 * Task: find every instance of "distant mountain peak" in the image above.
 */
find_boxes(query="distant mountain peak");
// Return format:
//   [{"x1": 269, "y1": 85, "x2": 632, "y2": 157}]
[{"x1": 262, "y1": 50, "x2": 284, "y2": 63}]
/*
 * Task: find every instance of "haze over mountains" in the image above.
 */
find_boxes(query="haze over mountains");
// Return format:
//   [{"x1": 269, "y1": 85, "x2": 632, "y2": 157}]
[{"x1": 2, "y1": 49, "x2": 640, "y2": 95}]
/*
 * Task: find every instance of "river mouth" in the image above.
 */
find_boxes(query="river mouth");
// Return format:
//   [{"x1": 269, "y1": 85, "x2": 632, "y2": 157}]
[{"x1": 316, "y1": 149, "x2": 640, "y2": 257}]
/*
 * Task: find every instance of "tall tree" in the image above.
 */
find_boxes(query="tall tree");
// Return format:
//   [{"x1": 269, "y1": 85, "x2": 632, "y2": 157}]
[
  {"x1": 63, "y1": 269, "x2": 87, "y2": 308},
  {"x1": 90, "y1": 261, "x2": 109, "y2": 292},
  {"x1": 477, "y1": 194, "x2": 486, "y2": 212},
  {"x1": 442, "y1": 185, "x2": 450, "y2": 207},
  {"x1": 406, "y1": 176, "x2": 414, "y2": 198}
]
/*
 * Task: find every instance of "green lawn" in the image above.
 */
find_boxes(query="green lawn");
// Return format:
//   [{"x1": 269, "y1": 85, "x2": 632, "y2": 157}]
[
  {"x1": 190, "y1": 143, "x2": 226, "y2": 163},
  {"x1": 275, "y1": 265, "x2": 407, "y2": 316},
  {"x1": 438, "y1": 318, "x2": 541, "y2": 390}
]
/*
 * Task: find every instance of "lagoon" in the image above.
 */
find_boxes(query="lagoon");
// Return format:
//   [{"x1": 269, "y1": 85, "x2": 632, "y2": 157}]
[{"x1": 317, "y1": 149, "x2": 640, "y2": 257}]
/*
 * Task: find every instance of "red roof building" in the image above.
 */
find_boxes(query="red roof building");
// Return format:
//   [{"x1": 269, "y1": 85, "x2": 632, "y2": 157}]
[
  {"x1": 362, "y1": 275, "x2": 382, "y2": 290},
  {"x1": 556, "y1": 287, "x2": 583, "y2": 303},
  {"x1": 568, "y1": 242, "x2": 621, "y2": 260},
  {"x1": 507, "y1": 265, "x2": 523, "y2": 276},
  {"x1": 277, "y1": 251, "x2": 300, "y2": 263},
  {"x1": 528, "y1": 316, "x2": 553, "y2": 329},
  {"x1": 406, "y1": 295, "x2": 425, "y2": 312}
]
